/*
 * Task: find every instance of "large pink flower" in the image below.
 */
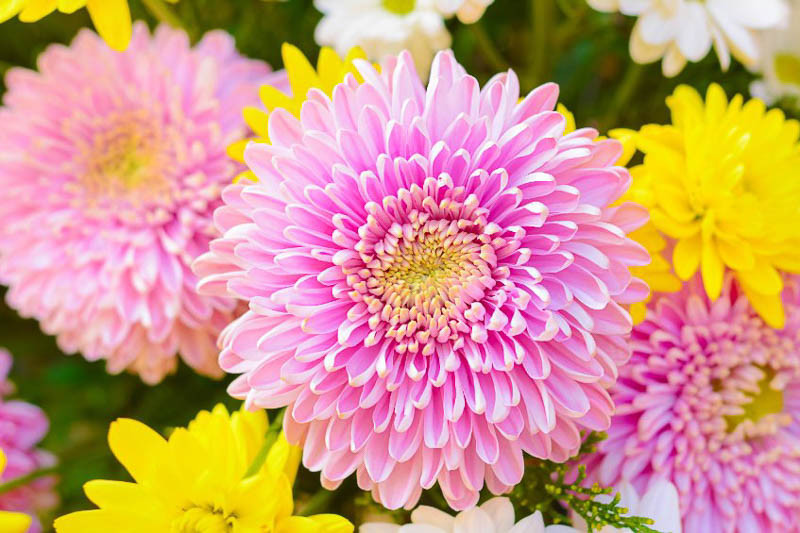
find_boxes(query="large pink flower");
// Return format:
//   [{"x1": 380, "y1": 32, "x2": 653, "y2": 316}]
[
  {"x1": 583, "y1": 276, "x2": 800, "y2": 532},
  {"x1": 0, "y1": 23, "x2": 283, "y2": 383},
  {"x1": 195, "y1": 50, "x2": 649, "y2": 509},
  {"x1": 0, "y1": 349, "x2": 56, "y2": 533}
]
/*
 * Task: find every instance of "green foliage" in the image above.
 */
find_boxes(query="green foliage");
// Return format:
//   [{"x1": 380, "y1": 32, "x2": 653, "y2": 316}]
[{"x1": 509, "y1": 433, "x2": 660, "y2": 533}]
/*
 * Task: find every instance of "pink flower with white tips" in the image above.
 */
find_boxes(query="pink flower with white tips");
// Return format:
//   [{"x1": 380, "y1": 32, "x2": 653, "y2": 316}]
[
  {"x1": 0, "y1": 23, "x2": 281, "y2": 383},
  {"x1": 195, "y1": 50, "x2": 649, "y2": 510},
  {"x1": 583, "y1": 275, "x2": 800, "y2": 532}
]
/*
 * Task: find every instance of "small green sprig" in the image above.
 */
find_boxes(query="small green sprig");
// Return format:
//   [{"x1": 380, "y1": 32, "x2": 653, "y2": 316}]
[{"x1": 509, "y1": 433, "x2": 661, "y2": 533}]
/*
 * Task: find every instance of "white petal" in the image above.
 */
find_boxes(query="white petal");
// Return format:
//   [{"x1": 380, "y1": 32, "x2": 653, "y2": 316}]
[
  {"x1": 454, "y1": 508, "x2": 497, "y2": 533},
  {"x1": 639, "y1": 479, "x2": 682, "y2": 533},
  {"x1": 675, "y1": 4, "x2": 712, "y2": 61},
  {"x1": 509, "y1": 511, "x2": 546, "y2": 533},
  {"x1": 412, "y1": 506, "x2": 456, "y2": 530},
  {"x1": 480, "y1": 498, "x2": 516, "y2": 532}
]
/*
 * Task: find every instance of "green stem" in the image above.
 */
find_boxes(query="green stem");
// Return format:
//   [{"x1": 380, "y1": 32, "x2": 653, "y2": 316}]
[
  {"x1": 0, "y1": 466, "x2": 58, "y2": 495},
  {"x1": 470, "y1": 22, "x2": 509, "y2": 73},
  {"x1": 297, "y1": 488, "x2": 336, "y2": 517},
  {"x1": 140, "y1": 0, "x2": 185, "y2": 29},
  {"x1": 531, "y1": 0, "x2": 556, "y2": 85}
]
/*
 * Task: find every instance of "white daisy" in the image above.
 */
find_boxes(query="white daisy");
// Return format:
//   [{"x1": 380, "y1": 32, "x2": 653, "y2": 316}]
[
  {"x1": 434, "y1": 0, "x2": 495, "y2": 23},
  {"x1": 313, "y1": 0, "x2": 452, "y2": 76},
  {"x1": 571, "y1": 479, "x2": 683, "y2": 533},
  {"x1": 588, "y1": 0, "x2": 789, "y2": 76},
  {"x1": 751, "y1": 0, "x2": 800, "y2": 106},
  {"x1": 359, "y1": 497, "x2": 579, "y2": 533}
]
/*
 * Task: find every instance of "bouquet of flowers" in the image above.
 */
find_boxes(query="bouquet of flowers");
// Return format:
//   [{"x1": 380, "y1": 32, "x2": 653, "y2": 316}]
[{"x1": 0, "y1": 1, "x2": 798, "y2": 532}]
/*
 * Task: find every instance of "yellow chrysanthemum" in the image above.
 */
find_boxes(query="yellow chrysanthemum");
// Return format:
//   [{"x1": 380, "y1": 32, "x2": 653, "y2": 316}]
[
  {"x1": 54, "y1": 404, "x2": 353, "y2": 533},
  {"x1": 0, "y1": 0, "x2": 181, "y2": 51},
  {"x1": 558, "y1": 104, "x2": 680, "y2": 323},
  {"x1": 631, "y1": 84, "x2": 800, "y2": 328},
  {"x1": 0, "y1": 449, "x2": 32, "y2": 533},
  {"x1": 228, "y1": 44, "x2": 370, "y2": 181}
]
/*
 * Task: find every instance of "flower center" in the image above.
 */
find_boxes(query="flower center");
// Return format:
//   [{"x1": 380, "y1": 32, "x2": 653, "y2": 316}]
[
  {"x1": 347, "y1": 185, "x2": 503, "y2": 355},
  {"x1": 80, "y1": 111, "x2": 168, "y2": 201},
  {"x1": 724, "y1": 367, "x2": 785, "y2": 431},
  {"x1": 172, "y1": 505, "x2": 236, "y2": 533},
  {"x1": 382, "y1": 0, "x2": 416, "y2": 15},
  {"x1": 774, "y1": 53, "x2": 800, "y2": 86}
]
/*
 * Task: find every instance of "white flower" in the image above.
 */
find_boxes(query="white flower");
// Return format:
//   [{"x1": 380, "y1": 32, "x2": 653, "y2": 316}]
[
  {"x1": 313, "y1": 0, "x2": 452, "y2": 76},
  {"x1": 359, "y1": 497, "x2": 579, "y2": 533},
  {"x1": 571, "y1": 479, "x2": 683, "y2": 533},
  {"x1": 434, "y1": 0, "x2": 495, "y2": 23},
  {"x1": 588, "y1": 0, "x2": 789, "y2": 77},
  {"x1": 751, "y1": 0, "x2": 800, "y2": 106}
]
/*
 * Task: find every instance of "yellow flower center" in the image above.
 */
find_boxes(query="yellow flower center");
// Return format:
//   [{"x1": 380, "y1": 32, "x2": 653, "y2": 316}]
[
  {"x1": 774, "y1": 53, "x2": 800, "y2": 86},
  {"x1": 382, "y1": 0, "x2": 416, "y2": 15},
  {"x1": 80, "y1": 111, "x2": 168, "y2": 201},
  {"x1": 725, "y1": 368, "x2": 785, "y2": 431}
]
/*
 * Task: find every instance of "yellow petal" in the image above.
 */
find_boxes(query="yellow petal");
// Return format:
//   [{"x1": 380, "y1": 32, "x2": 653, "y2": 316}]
[
  {"x1": 308, "y1": 514, "x2": 355, "y2": 533},
  {"x1": 0, "y1": 511, "x2": 31, "y2": 533},
  {"x1": 18, "y1": 0, "x2": 57, "y2": 21},
  {"x1": 739, "y1": 280, "x2": 786, "y2": 329},
  {"x1": 629, "y1": 302, "x2": 647, "y2": 325},
  {"x1": 737, "y1": 262, "x2": 783, "y2": 296},
  {"x1": 107, "y1": 418, "x2": 168, "y2": 484},
  {"x1": 86, "y1": 0, "x2": 131, "y2": 51},
  {"x1": 701, "y1": 239, "x2": 724, "y2": 301},
  {"x1": 276, "y1": 516, "x2": 323, "y2": 533},
  {"x1": 0, "y1": 0, "x2": 27, "y2": 23},
  {"x1": 54, "y1": 510, "x2": 162, "y2": 533},
  {"x1": 83, "y1": 480, "x2": 155, "y2": 510},
  {"x1": 227, "y1": 139, "x2": 252, "y2": 163},
  {"x1": 716, "y1": 236, "x2": 755, "y2": 271},
  {"x1": 673, "y1": 234, "x2": 702, "y2": 281},
  {"x1": 282, "y1": 43, "x2": 318, "y2": 104},
  {"x1": 57, "y1": 0, "x2": 87, "y2": 14},
  {"x1": 259, "y1": 84, "x2": 298, "y2": 116},
  {"x1": 243, "y1": 106, "x2": 270, "y2": 140}
]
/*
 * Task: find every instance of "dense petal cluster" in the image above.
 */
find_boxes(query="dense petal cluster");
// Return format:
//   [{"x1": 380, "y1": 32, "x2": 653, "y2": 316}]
[
  {"x1": 0, "y1": 23, "x2": 281, "y2": 383},
  {"x1": 0, "y1": 0, "x2": 179, "y2": 51},
  {"x1": 627, "y1": 84, "x2": 800, "y2": 328},
  {"x1": 0, "y1": 349, "x2": 56, "y2": 533},
  {"x1": 313, "y1": 0, "x2": 452, "y2": 75},
  {"x1": 195, "y1": 50, "x2": 649, "y2": 510},
  {"x1": 54, "y1": 404, "x2": 353, "y2": 533},
  {"x1": 361, "y1": 497, "x2": 573, "y2": 532},
  {"x1": 588, "y1": 0, "x2": 789, "y2": 76},
  {"x1": 583, "y1": 276, "x2": 800, "y2": 532}
]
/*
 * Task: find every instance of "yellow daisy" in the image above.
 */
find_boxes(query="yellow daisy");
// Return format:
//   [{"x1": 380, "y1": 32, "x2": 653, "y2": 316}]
[
  {"x1": 54, "y1": 404, "x2": 353, "y2": 533},
  {"x1": 0, "y1": 0, "x2": 178, "y2": 52},
  {"x1": 228, "y1": 44, "x2": 370, "y2": 181},
  {"x1": 0, "y1": 449, "x2": 32, "y2": 533},
  {"x1": 558, "y1": 105, "x2": 680, "y2": 323},
  {"x1": 631, "y1": 84, "x2": 800, "y2": 328}
]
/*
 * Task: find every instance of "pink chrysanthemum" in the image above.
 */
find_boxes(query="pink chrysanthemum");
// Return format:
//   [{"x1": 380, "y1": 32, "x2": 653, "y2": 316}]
[
  {"x1": 0, "y1": 23, "x2": 282, "y2": 383},
  {"x1": 195, "y1": 50, "x2": 649, "y2": 510},
  {"x1": 583, "y1": 276, "x2": 800, "y2": 532},
  {"x1": 0, "y1": 349, "x2": 57, "y2": 533}
]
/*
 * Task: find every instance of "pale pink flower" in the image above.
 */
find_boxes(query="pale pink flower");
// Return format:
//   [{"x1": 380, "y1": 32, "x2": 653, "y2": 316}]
[
  {"x1": 0, "y1": 23, "x2": 282, "y2": 383},
  {"x1": 583, "y1": 275, "x2": 800, "y2": 532},
  {"x1": 0, "y1": 349, "x2": 56, "y2": 533},
  {"x1": 195, "y1": 50, "x2": 649, "y2": 510}
]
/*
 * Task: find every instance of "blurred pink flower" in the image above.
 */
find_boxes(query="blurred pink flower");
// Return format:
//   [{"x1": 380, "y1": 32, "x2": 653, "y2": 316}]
[
  {"x1": 0, "y1": 23, "x2": 283, "y2": 383},
  {"x1": 0, "y1": 349, "x2": 56, "y2": 533},
  {"x1": 195, "y1": 50, "x2": 648, "y2": 510},
  {"x1": 583, "y1": 275, "x2": 800, "y2": 532}
]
